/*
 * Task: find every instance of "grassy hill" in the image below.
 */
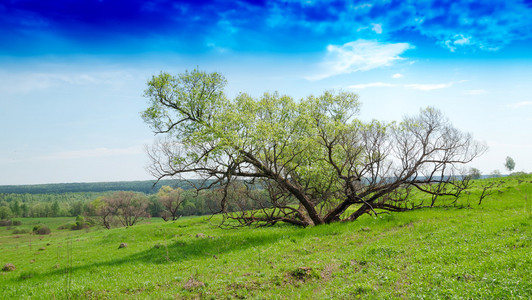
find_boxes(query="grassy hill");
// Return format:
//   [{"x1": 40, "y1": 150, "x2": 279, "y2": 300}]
[{"x1": 1, "y1": 175, "x2": 531, "y2": 299}]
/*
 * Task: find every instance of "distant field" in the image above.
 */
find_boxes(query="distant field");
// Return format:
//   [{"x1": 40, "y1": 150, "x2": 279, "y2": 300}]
[{"x1": 1, "y1": 175, "x2": 531, "y2": 299}]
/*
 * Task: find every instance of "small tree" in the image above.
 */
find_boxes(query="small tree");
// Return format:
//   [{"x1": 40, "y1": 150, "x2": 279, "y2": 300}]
[
  {"x1": 491, "y1": 169, "x2": 502, "y2": 178},
  {"x1": 157, "y1": 186, "x2": 184, "y2": 221},
  {"x1": 505, "y1": 156, "x2": 515, "y2": 173},
  {"x1": 88, "y1": 197, "x2": 114, "y2": 229},
  {"x1": 0, "y1": 206, "x2": 13, "y2": 220},
  {"x1": 469, "y1": 168, "x2": 481, "y2": 180},
  {"x1": 51, "y1": 201, "x2": 60, "y2": 217},
  {"x1": 106, "y1": 192, "x2": 149, "y2": 227}
]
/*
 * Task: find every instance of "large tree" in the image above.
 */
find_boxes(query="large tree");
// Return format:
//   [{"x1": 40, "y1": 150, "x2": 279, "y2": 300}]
[{"x1": 142, "y1": 69, "x2": 486, "y2": 227}]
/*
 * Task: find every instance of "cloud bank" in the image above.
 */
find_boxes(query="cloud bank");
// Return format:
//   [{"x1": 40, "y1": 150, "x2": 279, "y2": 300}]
[{"x1": 308, "y1": 40, "x2": 413, "y2": 80}]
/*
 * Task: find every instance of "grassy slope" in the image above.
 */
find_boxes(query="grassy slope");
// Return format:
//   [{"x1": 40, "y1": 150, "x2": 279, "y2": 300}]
[{"x1": 1, "y1": 176, "x2": 531, "y2": 299}]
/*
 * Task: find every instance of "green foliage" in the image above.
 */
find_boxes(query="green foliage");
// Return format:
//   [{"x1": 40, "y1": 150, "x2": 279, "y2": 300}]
[
  {"x1": 0, "y1": 205, "x2": 13, "y2": 219},
  {"x1": 469, "y1": 167, "x2": 481, "y2": 180},
  {"x1": 505, "y1": 156, "x2": 516, "y2": 173},
  {"x1": 11, "y1": 228, "x2": 28, "y2": 234},
  {"x1": 142, "y1": 69, "x2": 485, "y2": 227},
  {"x1": 32, "y1": 224, "x2": 51, "y2": 235}
]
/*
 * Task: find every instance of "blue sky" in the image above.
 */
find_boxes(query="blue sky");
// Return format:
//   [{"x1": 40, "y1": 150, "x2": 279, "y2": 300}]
[{"x1": 1, "y1": 0, "x2": 531, "y2": 185}]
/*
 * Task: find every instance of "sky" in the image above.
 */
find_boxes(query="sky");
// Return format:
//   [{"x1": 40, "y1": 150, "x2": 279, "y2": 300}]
[{"x1": 1, "y1": 0, "x2": 531, "y2": 185}]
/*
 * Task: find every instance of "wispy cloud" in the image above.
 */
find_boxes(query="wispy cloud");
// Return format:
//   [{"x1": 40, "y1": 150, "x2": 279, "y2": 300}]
[
  {"x1": 348, "y1": 82, "x2": 397, "y2": 89},
  {"x1": 348, "y1": 81, "x2": 457, "y2": 91},
  {"x1": 307, "y1": 39, "x2": 413, "y2": 80},
  {"x1": 392, "y1": 73, "x2": 404, "y2": 79},
  {"x1": 508, "y1": 101, "x2": 532, "y2": 108},
  {"x1": 372, "y1": 23, "x2": 382, "y2": 34},
  {"x1": 405, "y1": 82, "x2": 454, "y2": 91}
]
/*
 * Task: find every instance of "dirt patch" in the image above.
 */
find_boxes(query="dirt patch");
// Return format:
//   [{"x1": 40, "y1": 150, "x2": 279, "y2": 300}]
[
  {"x1": 183, "y1": 276, "x2": 205, "y2": 290},
  {"x1": 2, "y1": 263, "x2": 16, "y2": 272}
]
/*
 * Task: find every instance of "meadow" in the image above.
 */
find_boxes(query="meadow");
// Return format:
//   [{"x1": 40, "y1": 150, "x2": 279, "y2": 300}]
[{"x1": 1, "y1": 175, "x2": 531, "y2": 299}]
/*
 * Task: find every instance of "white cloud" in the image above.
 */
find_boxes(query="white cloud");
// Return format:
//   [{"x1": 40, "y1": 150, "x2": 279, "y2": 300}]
[
  {"x1": 405, "y1": 82, "x2": 454, "y2": 91},
  {"x1": 372, "y1": 23, "x2": 382, "y2": 34},
  {"x1": 443, "y1": 34, "x2": 472, "y2": 52},
  {"x1": 508, "y1": 101, "x2": 532, "y2": 108},
  {"x1": 466, "y1": 89, "x2": 486, "y2": 95},
  {"x1": 392, "y1": 73, "x2": 404, "y2": 79},
  {"x1": 307, "y1": 39, "x2": 413, "y2": 80},
  {"x1": 38, "y1": 146, "x2": 143, "y2": 161},
  {"x1": 348, "y1": 82, "x2": 397, "y2": 89}
]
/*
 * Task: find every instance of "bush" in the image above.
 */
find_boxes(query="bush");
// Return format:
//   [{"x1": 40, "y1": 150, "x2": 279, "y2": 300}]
[
  {"x1": 58, "y1": 217, "x2": 90, "y2": 231},
  {"x1": 12, "y1": 228, "x2": 28, "y2": 234},
  {"x1": 0, "y1": 220, "x2": 12, "y2": 227},
  {"x1": 32, "y1": 224, "x2": 51, "y2": 235},
  {"x1": 58, "y1": 223, "x2": 76, "y2": 230},
  {"x1": 0, "y1": 220, "x2": 21, "y2": 227}
]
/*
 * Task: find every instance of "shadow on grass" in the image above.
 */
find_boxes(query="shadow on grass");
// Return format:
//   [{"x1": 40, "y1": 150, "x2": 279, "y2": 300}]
[{"x1": 18, "y1": 224, "x2": 315, "y2": 282}]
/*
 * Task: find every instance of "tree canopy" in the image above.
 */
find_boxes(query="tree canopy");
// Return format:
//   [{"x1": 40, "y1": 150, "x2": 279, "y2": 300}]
[
  {"x1": 505, "y1": 156, "x2": 515, "y2": 173},
  {"x1": 142, "y1": 69, "x2": 486, "y2": 227}
]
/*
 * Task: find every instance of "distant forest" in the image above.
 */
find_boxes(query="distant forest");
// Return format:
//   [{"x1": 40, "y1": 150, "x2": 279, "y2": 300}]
[
  {"x1": 0, "y1": 179, "x2": 263, "y2": 220},
  {"x1": 0, "y1": 179, "x2": 198, "y2": 195}
]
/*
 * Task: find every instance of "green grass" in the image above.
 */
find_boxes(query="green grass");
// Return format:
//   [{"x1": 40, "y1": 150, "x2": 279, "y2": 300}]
[{"x1": 1, "y1": 175, "x2": 531, "y2": 299}]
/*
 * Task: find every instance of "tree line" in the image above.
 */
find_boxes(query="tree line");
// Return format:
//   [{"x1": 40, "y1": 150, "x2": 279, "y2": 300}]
[
  {"x1": 0, "y1": 179, "x2": 201, "y2": 195},
  {"x1": 0, "y1": 184, "x2": 267, "y2": 226}
]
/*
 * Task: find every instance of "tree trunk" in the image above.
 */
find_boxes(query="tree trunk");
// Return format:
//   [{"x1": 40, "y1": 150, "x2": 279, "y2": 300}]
[{"x1": 345, "y1": 203, "x2": 372, "y2": 221}]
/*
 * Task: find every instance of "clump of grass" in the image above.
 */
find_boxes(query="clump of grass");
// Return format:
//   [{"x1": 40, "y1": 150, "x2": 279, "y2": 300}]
[
  {"x1": 183, "y1": 275, "x2": 205, "y2": 290},
  {"x1": 289, "y1": 266, "x2": 320, "y2": 281},
  {"x1": 19, "y1": 271, "x2": 36, "y2": 280}
]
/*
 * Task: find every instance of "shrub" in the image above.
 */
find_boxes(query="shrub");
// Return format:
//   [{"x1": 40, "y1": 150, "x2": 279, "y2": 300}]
[
  {"x1": 0, "y1": 220, "x2": 12, "y2": 227},
  {"x1": 58, "y1": 223, "x2": 76, "y2": 230},
  {"x1": 289, "y1": 267, "x2": 321, "y2": 281},
  {"x1": 12, "y1": 228, "x2": 28, "y2": 234},
  {"x1": 32, "y1": 224, "x2": 51, "y2": 235}
]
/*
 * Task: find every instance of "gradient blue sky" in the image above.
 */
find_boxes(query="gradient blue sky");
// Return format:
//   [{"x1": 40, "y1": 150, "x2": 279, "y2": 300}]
[{"x1": 1, "y1": 0, "x2": 531, "y2": 185}]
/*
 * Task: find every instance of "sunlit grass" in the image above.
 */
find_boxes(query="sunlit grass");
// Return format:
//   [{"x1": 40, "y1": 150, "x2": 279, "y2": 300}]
[{"x1": 1, "y1": 175, "x2": 531, "y2": 299}]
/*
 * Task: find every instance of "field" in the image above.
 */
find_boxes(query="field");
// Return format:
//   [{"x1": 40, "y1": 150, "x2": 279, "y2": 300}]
[{"x1": 1, "y1": 175, "x2": 531, "y2": 299}]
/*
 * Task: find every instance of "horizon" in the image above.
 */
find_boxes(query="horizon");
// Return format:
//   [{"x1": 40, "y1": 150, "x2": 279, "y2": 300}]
[{"x1": 1, "y1": 1, "x2": 531, "y2": 185}]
